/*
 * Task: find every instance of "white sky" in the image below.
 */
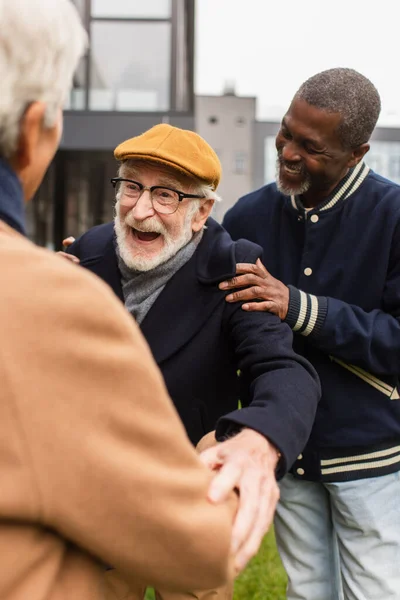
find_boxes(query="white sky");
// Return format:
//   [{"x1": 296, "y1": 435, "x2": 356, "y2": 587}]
[{"x1": 195, "y1": 0, "x2": 400, "y2": 125}]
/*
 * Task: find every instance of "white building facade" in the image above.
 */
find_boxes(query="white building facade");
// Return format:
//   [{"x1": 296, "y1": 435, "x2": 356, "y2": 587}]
[{"x1": 196, "y1": 91, "x2": 256, "y2": 222}]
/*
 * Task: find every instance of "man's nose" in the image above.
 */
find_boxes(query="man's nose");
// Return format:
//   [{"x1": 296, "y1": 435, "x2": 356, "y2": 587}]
[
  {"x1": 281, "y1": 141, "x2": 302, "y2": 163},
  {"x1": 132, "y1": 189, "x2": 155, "y2": 220}
]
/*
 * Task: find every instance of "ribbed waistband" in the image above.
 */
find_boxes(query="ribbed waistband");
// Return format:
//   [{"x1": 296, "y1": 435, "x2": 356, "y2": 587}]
[{"x1": 290, "y1": 441, "x2": 400, "y2": 482}]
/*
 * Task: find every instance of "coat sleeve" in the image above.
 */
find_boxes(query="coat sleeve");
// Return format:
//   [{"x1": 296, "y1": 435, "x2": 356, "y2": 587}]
[
  {"x1": 284, "y1": 218, "x2": 400, "y2": 376},
  {"x1": 4, "y1": 246, "x2": 236, "y2": 592},
  {"x1": 216, "y1": 243, "x2": 321, "y2": 477}
]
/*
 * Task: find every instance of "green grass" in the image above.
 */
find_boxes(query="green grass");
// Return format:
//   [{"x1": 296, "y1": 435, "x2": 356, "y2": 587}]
[
  {"x1": 233, "y1": 527, "x2": 287, "y2": 600},
  {"x1": 144, "y1": 527, "x2": 287, "y2": 600}
]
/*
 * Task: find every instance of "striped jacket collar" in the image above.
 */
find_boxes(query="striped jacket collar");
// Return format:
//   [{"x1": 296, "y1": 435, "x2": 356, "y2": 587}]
[{"x1": 290, "y1": 161, "x2": 370, "y2": 212}]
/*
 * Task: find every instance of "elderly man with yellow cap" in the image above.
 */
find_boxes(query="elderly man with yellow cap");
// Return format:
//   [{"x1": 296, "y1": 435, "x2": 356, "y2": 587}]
[{"x1": 65, "y1": 124, "x2": 320, "y2": 600}]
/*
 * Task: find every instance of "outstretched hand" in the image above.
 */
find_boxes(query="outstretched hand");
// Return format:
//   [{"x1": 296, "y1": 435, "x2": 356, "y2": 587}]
[
  {"x1": 219, "y1": 259, "x2": 289, "y2": 319},
  {"x1": 199, "y1": 428, "x2": 280, "y2": 573}
]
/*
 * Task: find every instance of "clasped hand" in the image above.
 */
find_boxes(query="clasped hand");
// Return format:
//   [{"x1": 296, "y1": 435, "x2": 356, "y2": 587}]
[{"x1": 199, "y1": 428, "x2": 280, "y2": 573}]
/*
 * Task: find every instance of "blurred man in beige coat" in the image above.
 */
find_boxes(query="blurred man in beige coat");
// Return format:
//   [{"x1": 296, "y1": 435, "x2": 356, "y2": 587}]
[{"x1": 0, "y1": 1, "x2": 245, "y2": 599}]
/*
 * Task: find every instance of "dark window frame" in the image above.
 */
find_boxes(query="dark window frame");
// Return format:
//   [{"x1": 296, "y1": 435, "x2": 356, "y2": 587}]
[{"x1": 68, "y1": 0, "x2": 194, "y2": 113}]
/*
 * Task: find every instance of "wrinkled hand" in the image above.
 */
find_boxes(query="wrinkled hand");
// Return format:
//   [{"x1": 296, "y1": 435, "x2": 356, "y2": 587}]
[
  {"x1": 219, "y1": 259, "x2": 289, "y2": 319},
  {"x1": 199, "y1": 428, "x2": 280, "y2": 573},
  {"x1": 57, "y1": 236, "x2": 79, "y2": 264}
]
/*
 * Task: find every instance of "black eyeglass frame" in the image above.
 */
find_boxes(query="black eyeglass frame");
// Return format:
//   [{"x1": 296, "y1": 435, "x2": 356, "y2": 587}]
[{"x1": 110, "y1": 177, "x2": 204, "y2": 214}]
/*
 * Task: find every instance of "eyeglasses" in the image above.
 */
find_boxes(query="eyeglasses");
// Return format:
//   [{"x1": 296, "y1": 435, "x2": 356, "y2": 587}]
[{"x1": 111, "y1": 177, "x2": 204, "y2": 215}]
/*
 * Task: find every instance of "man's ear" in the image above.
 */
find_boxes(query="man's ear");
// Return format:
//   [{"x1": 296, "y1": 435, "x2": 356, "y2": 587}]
[
  {"x1": 12, "y1": 102, "x2": 47, "y2": 171},
  {"x1": 347, "y1": 143, "x2": 370, "y2": 168},
  {"x1": 192, "y1": 199, "x2": 214, "y2": 232}
]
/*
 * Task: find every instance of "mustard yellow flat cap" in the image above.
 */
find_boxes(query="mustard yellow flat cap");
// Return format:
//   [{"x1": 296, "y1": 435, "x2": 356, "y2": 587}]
[{"x1": 114, "y1": 123, "x2": 221, "y2": 190}]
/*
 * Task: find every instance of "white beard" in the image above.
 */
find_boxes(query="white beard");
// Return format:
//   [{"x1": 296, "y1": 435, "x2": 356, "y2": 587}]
[
  {"x1": 114, "y1": 202, "x2": 196, "y2": 272},
  {"x1": 275, "y1": 158, "x2": 311, "y2": 196}
]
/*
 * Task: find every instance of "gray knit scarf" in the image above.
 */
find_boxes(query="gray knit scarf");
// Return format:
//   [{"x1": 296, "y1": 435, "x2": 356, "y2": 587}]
[{"x1": 117, "y1": 230, "x2": 203, "y2": 325}]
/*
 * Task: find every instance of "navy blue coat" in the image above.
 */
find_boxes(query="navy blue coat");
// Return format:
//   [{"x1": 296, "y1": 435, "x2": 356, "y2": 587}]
[{"x1": 68, "y1": 218, "x2": 320, "y2": 475}]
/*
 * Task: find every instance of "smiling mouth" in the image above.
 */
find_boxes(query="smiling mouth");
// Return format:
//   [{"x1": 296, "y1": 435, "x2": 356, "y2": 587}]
[
  {"x1": 282, "y1": 163, "x2": 303, "y2": 176},
  {"x1": 130, "y1": 228, "x2": 161, "y2": 243}
]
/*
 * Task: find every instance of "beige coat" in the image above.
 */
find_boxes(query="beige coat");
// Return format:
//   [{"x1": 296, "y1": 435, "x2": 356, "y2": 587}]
[{"x1": 0, "y1": 221, "x2": 235, "y2": 600}]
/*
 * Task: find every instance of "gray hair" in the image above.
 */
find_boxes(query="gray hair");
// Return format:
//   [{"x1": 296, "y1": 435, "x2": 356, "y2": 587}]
[
  {"x1": 0, "y1": 0, "x2": 88, "y2": 158},
  {"x1": 295, "y1": 68, "x2": 381, "y2": 149}
]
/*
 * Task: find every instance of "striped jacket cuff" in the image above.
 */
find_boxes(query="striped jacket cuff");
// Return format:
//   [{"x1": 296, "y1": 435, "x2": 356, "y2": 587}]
[{"x1": 284, "y1": 285, "x2": 328, "y2": 337}]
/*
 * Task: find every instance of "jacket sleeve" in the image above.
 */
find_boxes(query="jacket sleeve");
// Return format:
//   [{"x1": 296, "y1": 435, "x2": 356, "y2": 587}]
[
  {"x1": 216, "y1": 244, "x2": 321, "y2": 477},
  {"x1": 284, "y1": 218, "x2": 400, "y2": 375},
  {"x1": 4, "y1": 247, "x2": 236, "y2": 592}
]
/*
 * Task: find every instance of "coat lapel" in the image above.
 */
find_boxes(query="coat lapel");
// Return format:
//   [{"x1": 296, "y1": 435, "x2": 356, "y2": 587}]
[
  {"x1": 140, "y1": 253, "x2": 223, "y2": 365},
  {"x1": 83, "y1": 219, "x2": 241, "y2": 366},
  {"x1": 140, "y1": 219, "x2": 237, "y2": 365}
]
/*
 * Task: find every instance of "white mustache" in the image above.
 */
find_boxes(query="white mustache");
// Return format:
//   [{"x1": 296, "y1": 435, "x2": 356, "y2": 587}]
[{"x1": 124, "y1": 215, "x2": 166, "y2": 235}]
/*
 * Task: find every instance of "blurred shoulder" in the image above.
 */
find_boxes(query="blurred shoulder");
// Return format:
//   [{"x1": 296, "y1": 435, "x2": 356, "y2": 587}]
[{"x1": 0, "y1": 224, "x2": 131, "y2": 335}]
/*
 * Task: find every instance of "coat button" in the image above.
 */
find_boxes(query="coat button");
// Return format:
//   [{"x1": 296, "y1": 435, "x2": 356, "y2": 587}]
[
  {"x1": 310, "y1": 214, "x2": 319, "y2": 223},
  {"x1": 297, "y1": 454, "x2": 303, "y2": 460},
  {"x1": 296, "y1": 468, "x2": 305, "y2": 476},
  {"x1": 304, "y1": 267, "x2": 312, "y2": 276}
]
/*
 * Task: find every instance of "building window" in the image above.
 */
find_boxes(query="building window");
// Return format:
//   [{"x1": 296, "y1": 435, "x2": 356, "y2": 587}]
[
  {"x1": 367, "y1": 154, "x2": 383, "y2": 174},
  {"x1": 234, "y1": 151, "x2": 247, "y2": 174},
  {"x1": 91, "y1": 0, "x2": 171, "y2": 19},
  {"x1": 66, "y1": 0, "x2": 193, "y2": 113},
  {"x1": 264, "y1": 136, "x2": 278, "y2": 183},
  {"x1": 208, "y1": 116, "x2": 218, "y2": 124},
  {"x1": 389, "y1": 156, "x2": 400, "y2": 182},
  {"x1": 89, "y1": 21, "x2": 171, "y2": 111},
  {"x1": 65, "y1": 56, "x2": 87, "y2": 110}
]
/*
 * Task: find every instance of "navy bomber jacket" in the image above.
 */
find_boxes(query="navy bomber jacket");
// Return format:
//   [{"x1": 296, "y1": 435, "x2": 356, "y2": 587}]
[{"x1": 223, "y1": 161, "x2": 400, "y2": 482}]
